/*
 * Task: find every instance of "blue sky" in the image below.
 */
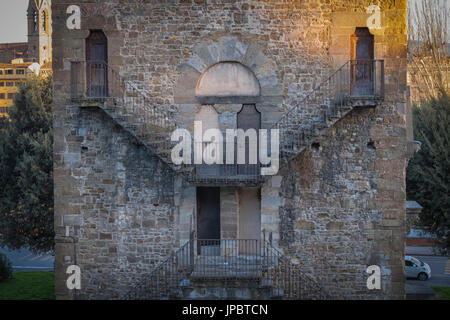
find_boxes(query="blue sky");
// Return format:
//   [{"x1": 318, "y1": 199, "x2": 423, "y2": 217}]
[{"x1": 0, "y1": 0, "x2": 29, "y2": 43}]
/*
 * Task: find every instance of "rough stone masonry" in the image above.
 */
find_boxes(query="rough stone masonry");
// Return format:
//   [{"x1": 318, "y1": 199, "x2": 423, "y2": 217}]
[{"x1": 52, "y1": 0, "x2": 410, "y2": 299}]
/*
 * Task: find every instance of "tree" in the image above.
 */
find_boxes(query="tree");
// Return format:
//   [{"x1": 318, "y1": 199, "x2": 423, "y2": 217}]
[
  {"x1": 0, "y1": 76, "x2": 54, "y2": 253},
  {"x1": 406, "y1": 91, "x2": 450, "y2": 250},
  {"x1": 408, "y1": 0, "x2": 449, "y2": 101}
]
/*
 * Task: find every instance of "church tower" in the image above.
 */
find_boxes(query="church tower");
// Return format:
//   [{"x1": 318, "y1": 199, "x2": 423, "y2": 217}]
[{"x1": 27, "y1": 0, "x2": 52, "y2": 66}]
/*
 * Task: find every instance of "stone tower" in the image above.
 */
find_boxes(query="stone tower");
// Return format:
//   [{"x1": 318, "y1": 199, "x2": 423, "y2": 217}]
[
  {"x1": 27, "y1": 0, "x2": 52, "y2": 65},
  {"x1": 53, "y1": 0, "x2": 410, "y2": 300}
]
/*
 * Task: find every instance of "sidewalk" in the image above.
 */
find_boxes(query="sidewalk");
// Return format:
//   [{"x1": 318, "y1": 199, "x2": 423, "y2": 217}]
[
  {"x1": 406, "y1": 246, "x2": 441, "y2": 256},
  {"x1": 406, "y1": 281, "x2": 436, "y2": 300}
]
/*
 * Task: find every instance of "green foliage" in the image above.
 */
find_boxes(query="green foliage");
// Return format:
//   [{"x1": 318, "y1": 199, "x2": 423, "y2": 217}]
[
  {"x1": 0, "y1": 271, "x2": 55, "y2": 300},
  {"x1": 432, "y1": 286, "x2": 450, "y2": 300},
  {"x1": 406, "y1": 92, "x2": 450, "y2": 249},
  {"x1": 0, "y1": 253, "x2": 13, "y2": 282},
  {"x1": 0, "y1": 76, "x2": 54, "y2": 253}
]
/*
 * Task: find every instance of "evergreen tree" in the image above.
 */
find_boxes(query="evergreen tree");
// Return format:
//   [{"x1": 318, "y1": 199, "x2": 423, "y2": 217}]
[
  {"x1": 0, "y1": 76, "x2": 54, "y2": 253},
  {"x1": 407, "y1": 92, "x2": 450, "y2": 250}
]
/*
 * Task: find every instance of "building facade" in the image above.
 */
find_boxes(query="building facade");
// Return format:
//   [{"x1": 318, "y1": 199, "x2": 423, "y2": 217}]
[
  {"x1": 0, "y1": 0, "x2": 52, "y2": 117},
  {"x1": 53, "y1": 0, "x2": 410, "y2": 299},
  {"x1": 0, "y1": 59, "x2": 39, "y2": 116}
]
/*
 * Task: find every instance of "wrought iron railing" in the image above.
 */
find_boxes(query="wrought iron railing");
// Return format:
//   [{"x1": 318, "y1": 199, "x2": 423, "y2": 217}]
[
  {"x1": 123, "y1": 232, "x2": 196, "y2": 300},
  {"x1": 70, "y1": 60, "x2": 175, "y2": 131},
  {"x1": 123, "y1": 237, "x2": 328, "y2": 300},
  {"x1": 271, "y1": 59, "x2": 384, "y2": 170},
  {"x1": 349, "y1": 59, "x2": 384, "y2": 98}
]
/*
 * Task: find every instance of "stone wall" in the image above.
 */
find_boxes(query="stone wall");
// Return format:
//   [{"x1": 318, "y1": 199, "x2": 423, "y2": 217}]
[
  {"x1": 53, "y1": 0, "x2": 408, "y2": 299},
  {"x1": 54, "y1": 107, "x2": 175, "y2": 299}
]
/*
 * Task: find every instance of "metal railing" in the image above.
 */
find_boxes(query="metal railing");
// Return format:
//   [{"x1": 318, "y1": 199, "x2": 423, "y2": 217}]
[
  {"x1": 189, "y1": 140, "x2": 263, "y2": 185},
  {"x1": 123, "y1": 232, "x2": 196, "y2": 300},
  {"x1": 70, "y1": 60, "x2": 177, "y2": 173},
  {"x1": 349, "y1": 59, "x2": 384, "y2": 98},
  {"x1": 271, "y1": 59, "x2": 384, "y2": 170},
  {"x1": 70, "y1": 60, "x2": 175, "y2": 130},
  {"x1": 123, "y1": 237, "x2": 328, "y2": 300}
]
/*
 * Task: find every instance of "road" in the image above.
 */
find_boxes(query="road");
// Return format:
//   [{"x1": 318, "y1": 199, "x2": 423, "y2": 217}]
[
  {"x1": 0, "y1": 247, "x2": 54, "y2": 271},
  {"x1": 406, "y1": 255, "x2": 450, "y2": 299}
]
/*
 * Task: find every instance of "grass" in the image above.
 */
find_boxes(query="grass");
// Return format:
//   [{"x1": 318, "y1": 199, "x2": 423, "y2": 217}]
[
  {"x1": 0, "y1": 271, "x2": 55, "y2": 300},
  {"x1": 431, "y1": 286, "x2": 450, "y2": 300}
]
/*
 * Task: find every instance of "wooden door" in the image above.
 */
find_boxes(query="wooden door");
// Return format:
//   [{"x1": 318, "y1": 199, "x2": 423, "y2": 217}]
[
  {"x1": 197, "y1": 187, "x2": 220, "y2": 255},
  {"x1": 350, "y1": 28, "x2": 374, "y2": 96},
  {"x1": 86, "y1": 30, "x2": 108, "y2": 98}
]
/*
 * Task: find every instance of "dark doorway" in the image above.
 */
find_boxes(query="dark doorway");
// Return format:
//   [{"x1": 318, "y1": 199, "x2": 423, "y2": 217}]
[
  {"x1": 350, "y1": 27, "x2": 374, "y2": 96},
  {"x1": 237, "y1": 104, "x2": 261, "y2": 176},
  {"x1": 197, "y1": 187, "x2": 220, "y2": 255},
  {"x1": 86, "y1": 30, "x2": 108, "y2": 98}
]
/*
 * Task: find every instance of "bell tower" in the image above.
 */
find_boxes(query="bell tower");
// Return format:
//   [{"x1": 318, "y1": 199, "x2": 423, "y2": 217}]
[{"x1": 27, "y1": 0, "x2": 52, "y2": 66}]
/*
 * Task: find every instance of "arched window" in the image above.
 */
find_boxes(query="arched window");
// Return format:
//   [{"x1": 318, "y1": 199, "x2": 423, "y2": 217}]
[
  {"x1": 350, "y1": 27, "x2": 375, "y2": 96},
  {"x1": 194, "y1": 62, "x2": 262, "y2": 177},
  {"x1": 32, "y1": 10, "x2": 38, "y2": 32},
  {"x1": 86, "y1": 30, "x2": 108, "y2": 98},
  {"x1": 42, "y1": 10, "x2": 47, "y2": 33}
]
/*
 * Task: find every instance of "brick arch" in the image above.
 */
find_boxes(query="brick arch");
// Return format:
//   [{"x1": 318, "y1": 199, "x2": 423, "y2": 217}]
[{"x1": 174, "y1": 36, "x2": 282, "y2": 104}]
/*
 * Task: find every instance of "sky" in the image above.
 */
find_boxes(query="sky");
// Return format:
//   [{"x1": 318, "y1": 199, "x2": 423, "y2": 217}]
[{"x1": 0, "y1": 0, "x2": 29, "y2": 43}]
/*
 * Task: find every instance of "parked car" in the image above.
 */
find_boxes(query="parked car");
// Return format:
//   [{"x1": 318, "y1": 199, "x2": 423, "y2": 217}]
[{"x1": 405, "y1": 255, "x2": 431, "y2": 280}]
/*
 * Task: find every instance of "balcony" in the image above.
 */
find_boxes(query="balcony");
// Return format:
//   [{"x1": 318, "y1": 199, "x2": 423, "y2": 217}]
[
  {"x1": 70, "y1": 61, "x2": 124, "y2": 104},
  {"x1": 347, "y1": 59, "x2": 384, "y2": 106}
]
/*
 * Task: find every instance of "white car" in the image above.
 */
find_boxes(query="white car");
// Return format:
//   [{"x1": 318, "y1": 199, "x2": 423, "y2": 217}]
[{"x1": 405, "y1": 256, "x2": 431, "y2": 281}]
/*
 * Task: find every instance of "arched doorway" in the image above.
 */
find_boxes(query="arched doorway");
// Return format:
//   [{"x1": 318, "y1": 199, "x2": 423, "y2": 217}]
[
  {"x1": 350, "y1": 27, "x2": 374, "y2": 96},
  {"x1": 193, "y1": 62, "x2": 263, "y2": 254},
  {"x1": 86, "y1": 30, "x2": 108, "y2": 98},
  {"x1": 237, "y1": 104, "x2": 261, "y2": 176}
]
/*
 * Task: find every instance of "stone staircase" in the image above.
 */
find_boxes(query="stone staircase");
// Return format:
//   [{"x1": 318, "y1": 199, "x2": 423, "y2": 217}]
[
  {"x1": 122, "y1": 237, "x2": 329, "y2": 300},
  {"x1": 71, "y1": 59, "x2": 384, "y2": 185},
  {"x1": 273, "y1": 59, "x2": 384, "y2": 173}
]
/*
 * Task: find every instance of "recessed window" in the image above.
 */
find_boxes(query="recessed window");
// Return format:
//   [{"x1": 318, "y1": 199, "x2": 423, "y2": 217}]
[
  {"x1": 7, "y1": 93, "x2": 15, "y2": 99},
  {"x1": 0, "y1": 82, "x2": 4, "y2": 87},
  {"x1": 41, "y1": 9, "x2": 49, "y2": 34},
  {"x1": 33, "y1": 10, "x2": 38, "y2": 32},
  {"x1": 0, "y1": 93, "x2": 5, "y2": 99},
  {"x1": 6, "y1": 82, "x2": 14, "y2": 87},
  {"x1": 0, "y1": 107, "x2": 8, "y2": 114},
  {"x1": 6, "y1": 70, "x2": 13, "y2": 75},
  {"x1": 0, "y1": 70, "x2": 3, "y2": 75},
  {"x1": 16, "y1": 69, "x2": 25, "y2": 75}
]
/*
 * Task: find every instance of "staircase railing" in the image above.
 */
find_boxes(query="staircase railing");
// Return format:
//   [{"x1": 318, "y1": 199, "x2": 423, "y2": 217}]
[
  {"x1": 123, "y1": 236, "x2": 329, "y2": 300},
  {"x1": 122, "y1": 231, "x2": 195, "y2": 300},
  {"x1": 271, "y1": 59, "x2": 384, "y2": 170},
  {"x1": 261, "y1": 240, "x2": 329, "y2": 300},
  {"x1": 70, "y1": 60, "x2": 178, "y2": 168}
]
